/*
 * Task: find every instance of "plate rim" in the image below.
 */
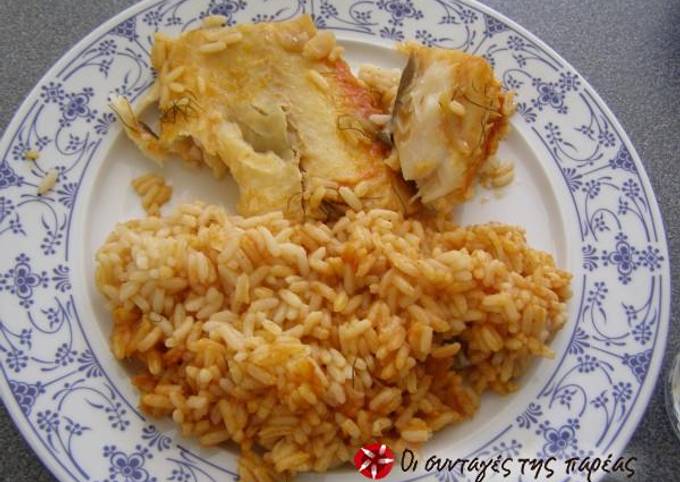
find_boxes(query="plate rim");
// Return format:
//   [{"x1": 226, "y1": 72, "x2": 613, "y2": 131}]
[
  {"x1": 0, "y1": 5, "x2": 172, "y2": 481},
  {"x1": 0, "y1": 1, "x2": 670, "y2": 481},
  {"x1": 461, "y1": 0, "x2": 671, "y2": 463}
]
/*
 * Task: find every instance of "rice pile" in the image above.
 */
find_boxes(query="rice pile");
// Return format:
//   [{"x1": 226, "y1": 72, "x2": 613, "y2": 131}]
[{"x1": 95, "y1": 202, "x2": 570, "y2": 481}]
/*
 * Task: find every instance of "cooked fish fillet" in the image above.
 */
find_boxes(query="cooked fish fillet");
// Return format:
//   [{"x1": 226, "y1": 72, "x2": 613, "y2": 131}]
[
  {"x1": 391, "y1": 42, "x2": 514, "y2": 211},
  {"x1": 113, "y1": 16, "x2": 411, "y2": 220}
]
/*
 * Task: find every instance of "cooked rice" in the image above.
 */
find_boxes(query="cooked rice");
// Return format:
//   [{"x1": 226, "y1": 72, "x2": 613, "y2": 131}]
[
  {"x1": 327, "y1": 45, "x2": 344, "y2": 62},
  {"x1": 96, "y1": 202, "x2": 570, "y2": 481},
  {"x1": 358, "y1": 64, "x2": 401, "y2": 110},
  {"x1": 368, "y1": 113, "x2": 391, "y2": 127},
  {"x1": 302, "y1": 31, "x2": 336, "y2": 61},
  {"x1": 37, "y1": 168, "x2": 58, "y2": 195},
  {"x1": 480, "y1": 158, "x2": 515, "y2": 189},
  {"x1": 199, "y1": 41, "x2": 228, "y2": 54},
  {"x1": 306, "y1": 69, "x2": 329, "y2": 92},
  {"x1": 131, "y1": 172, "x2": 173, "y2": 216},
  {"x1": 202, "y1": 15, "x2": 227, "y2": 28},
  {"x1": 24, "y1": 149, "x2": 40, "y2": 161},
  {"x1": 448, "y1": 99, "x2": 466, "y2": 117}
]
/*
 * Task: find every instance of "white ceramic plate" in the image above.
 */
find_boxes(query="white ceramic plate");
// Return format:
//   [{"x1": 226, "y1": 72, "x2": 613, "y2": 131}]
[{"x1": 0, "y1": 1, "x2": 669, "y2": 481}]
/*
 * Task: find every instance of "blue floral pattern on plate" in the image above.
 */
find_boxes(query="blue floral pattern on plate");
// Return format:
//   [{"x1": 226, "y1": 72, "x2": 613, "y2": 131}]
[{"x1": 0, "y1": 1, "x2": 669, "y2": 481}]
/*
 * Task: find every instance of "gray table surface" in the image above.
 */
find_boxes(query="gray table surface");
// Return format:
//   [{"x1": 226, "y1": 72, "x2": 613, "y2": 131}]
[{"x1": 0, "y1": 0, "x2": 678, "y2": 479}]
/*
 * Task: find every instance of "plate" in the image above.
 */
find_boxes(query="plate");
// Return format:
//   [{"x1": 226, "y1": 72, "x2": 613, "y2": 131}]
[{"x1": 0, "y1": 1, "x2": 669, "y2": 481}]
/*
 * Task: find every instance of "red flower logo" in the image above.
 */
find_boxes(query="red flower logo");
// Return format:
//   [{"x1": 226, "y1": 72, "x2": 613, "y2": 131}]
[{"x1": 353, "y1": 443, "x2": 395, "y2": 479}]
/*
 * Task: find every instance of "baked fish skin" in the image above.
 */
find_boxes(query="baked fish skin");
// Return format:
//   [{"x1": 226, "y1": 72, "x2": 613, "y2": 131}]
[{"x1": 113, "y1": 15, "x2": 411, "y2": 220}]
